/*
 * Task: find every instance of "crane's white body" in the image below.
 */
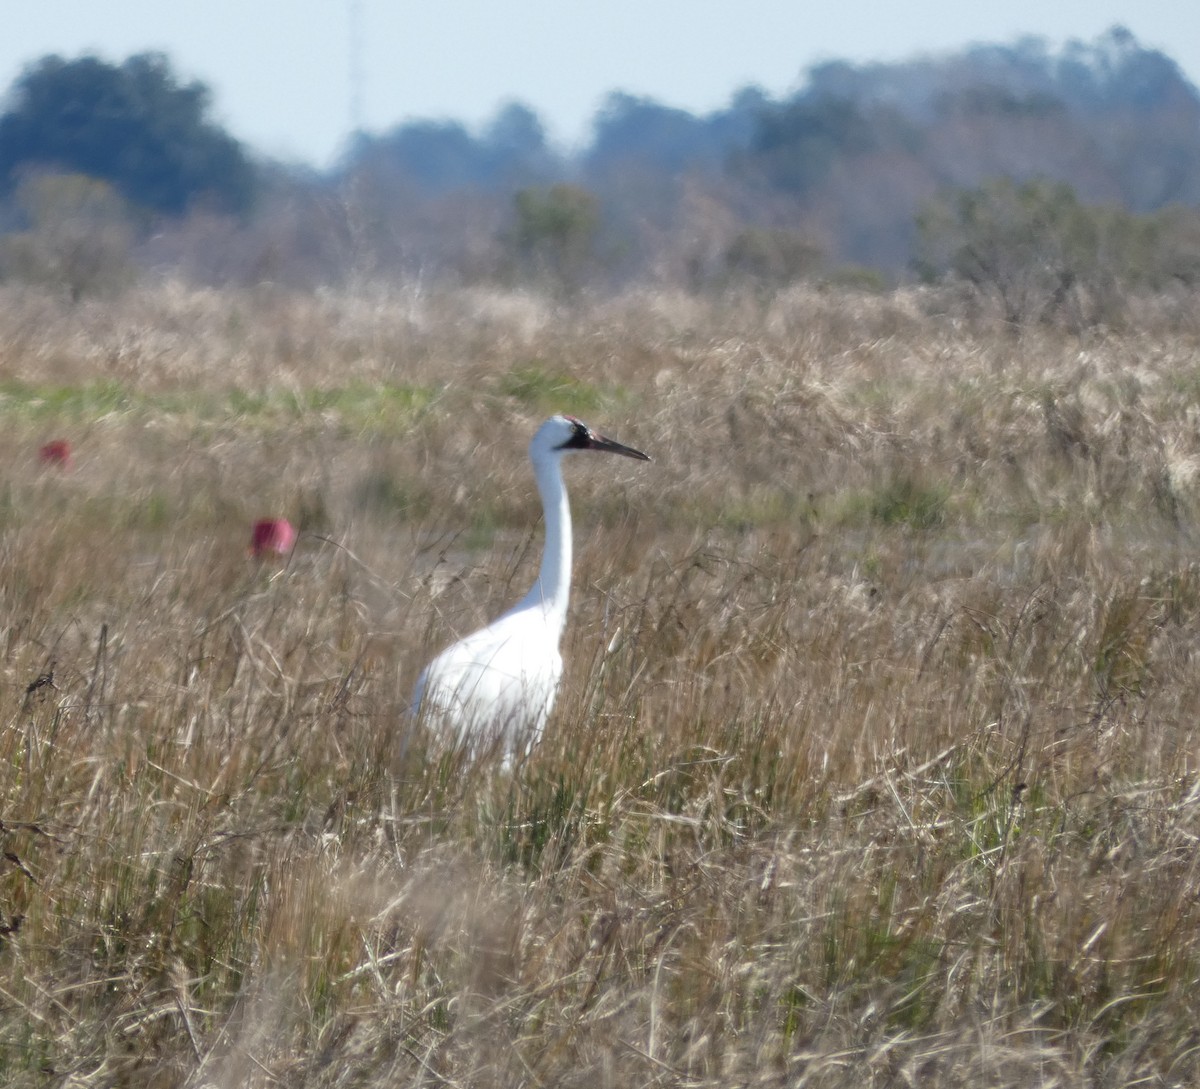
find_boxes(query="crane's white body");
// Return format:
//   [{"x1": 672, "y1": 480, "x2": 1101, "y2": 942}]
[
  {"x1": 412, "y1": 415, "x2": 648, "y2": 756},
  {"x1": 411, "y1": 597, "x2": 564, "y2": 751}
]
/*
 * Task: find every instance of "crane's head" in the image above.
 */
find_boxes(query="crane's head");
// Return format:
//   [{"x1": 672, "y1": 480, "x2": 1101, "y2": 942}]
[{"x1": 534, "y1": 414, "x2": 651, "y2": 463}]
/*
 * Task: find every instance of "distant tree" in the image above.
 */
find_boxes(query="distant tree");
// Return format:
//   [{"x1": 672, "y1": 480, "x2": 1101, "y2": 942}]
[
  {"x1": 357, "y1": 119, "x2": 481, "y2": 191},
  {"x1": 916, "y1": 178, "x2": 1098, "y2": 325},
  {"x1": 346, "y1": 102, "x2": 559, "y2": 195},
  {"x1": 0, "y1": 53, "x2": 255, "y2": 216},
  {"x1": 1149, "y1": 204, "x2": 1200, "y2": 286},
  {"x1": 586, "y1": 93, "x2": 726, "y2": 176},
  {"x1": 933, "y1": 85, "x2": 1066, "y2": 120},
  {"x1": 485, "y1": 103, "x2": 545, "y2": 156},
  {"x1": 721, "y1": 227, "x2": 824, "y2": 289},
  {"x1": 577, "y1": 89, "x2": 776, "y2": 283},
  {"x1": 913, "y1": 177, "x2": 1191, "y2": 328},
  {"x1": 508, "y1": 183, "x2": 600, "y2": 292},
  {"x1": 0, "y1": 173, "x2": 135, "y2": 299},
  {"x1": 744, "y1": 96, "x2": 893, "y2": 194},
  {"x1": 482, "y1": 102, "x2": 555, "y2": 182}
]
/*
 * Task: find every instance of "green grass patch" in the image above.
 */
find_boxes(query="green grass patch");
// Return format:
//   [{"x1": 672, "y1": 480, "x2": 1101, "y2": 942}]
[
  {"x1": 0, "y1": 379, "x2": 436, "y2": 435},
  {"x1": 499, "y1": 363, "x2": 623, "y2": 416},
  {"x1": 657, "y1": 486, "x2": 817, "y2": 534},
  {"x1": 284, "y1": 382, "x2": 437, "y2": 433},
  {"x1": 0, "y1": 379, "x2": 134, "y2": 419},
  {"x1": 832, "y1": 476, "x2": 951, "y2": 530},
  {"x1": 868, "y1": 476, "x2": 949, "y2": 529}
]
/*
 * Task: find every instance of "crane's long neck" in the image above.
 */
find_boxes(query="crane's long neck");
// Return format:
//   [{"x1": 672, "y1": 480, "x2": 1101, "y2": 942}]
[{"x1": 515, "y1": 452, "x2": 571, "y2": 638}]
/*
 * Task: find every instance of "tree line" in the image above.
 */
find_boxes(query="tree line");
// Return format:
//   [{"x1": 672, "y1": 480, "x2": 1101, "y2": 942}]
[{"x1": 1, "y1": 27, "x2": 1200, "y2": 326}]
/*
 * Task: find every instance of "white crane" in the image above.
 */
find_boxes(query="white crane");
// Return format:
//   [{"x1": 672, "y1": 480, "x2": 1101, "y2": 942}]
[{"x1": 411, "y1": 414, "x2": 650, "y2": 757}]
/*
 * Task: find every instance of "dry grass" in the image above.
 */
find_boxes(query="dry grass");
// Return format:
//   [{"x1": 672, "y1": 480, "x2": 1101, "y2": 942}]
[{"x1": 2, "y1": 280, "x2": 1200, "y2": 1086}]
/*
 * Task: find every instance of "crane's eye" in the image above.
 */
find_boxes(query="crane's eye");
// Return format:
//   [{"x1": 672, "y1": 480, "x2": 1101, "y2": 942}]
[{"x1": 558, "y1": 420, "x2": 592, "y2": 450}]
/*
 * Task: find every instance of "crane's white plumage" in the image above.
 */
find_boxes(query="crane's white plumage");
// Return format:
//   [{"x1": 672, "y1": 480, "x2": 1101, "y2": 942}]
[{"x1": 412, "y1": 414, "x2": 649, "y2": 756}]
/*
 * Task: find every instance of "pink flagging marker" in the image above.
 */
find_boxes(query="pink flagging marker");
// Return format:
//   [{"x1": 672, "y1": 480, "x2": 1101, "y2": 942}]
[
  {"x1": 249, "y1": 518, "x2": 297, "y2": 558},
  {"x1": 39, "y1": 440, "x2": 73, "y2": 469}
]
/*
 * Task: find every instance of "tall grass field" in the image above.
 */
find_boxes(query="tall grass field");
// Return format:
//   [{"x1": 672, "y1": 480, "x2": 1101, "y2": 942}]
[{"x1": 1, "y1": 281, "x2": 1200, "y2": 1086}]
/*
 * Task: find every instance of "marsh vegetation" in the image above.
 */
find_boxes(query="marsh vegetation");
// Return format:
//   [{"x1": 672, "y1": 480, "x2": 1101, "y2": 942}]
[{"x1": 1, "y1": 282, "x2": 1200, "y2": 1086}]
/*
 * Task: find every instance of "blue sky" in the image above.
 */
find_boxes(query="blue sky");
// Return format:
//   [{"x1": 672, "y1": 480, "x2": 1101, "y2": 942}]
[{"x1": 4, "y1": 1, "x2": 1198, "y2": 168}]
